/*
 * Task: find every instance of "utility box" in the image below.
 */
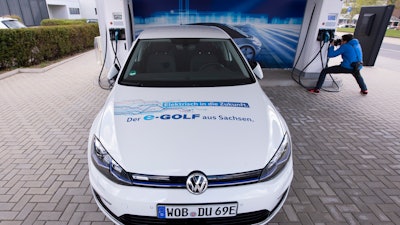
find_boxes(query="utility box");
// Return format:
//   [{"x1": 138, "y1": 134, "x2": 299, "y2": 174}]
[{"x1": 354, "y1": 5, "x2": 394, "y2": 66}]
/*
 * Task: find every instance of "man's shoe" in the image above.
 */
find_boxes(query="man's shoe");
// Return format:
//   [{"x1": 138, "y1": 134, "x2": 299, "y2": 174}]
[
  {"x1": 308, "y1": 88, "x2": 320, "y2": 94},
  {"x1": 360, "y1": 90, "x2": 368, "y2": 95}
]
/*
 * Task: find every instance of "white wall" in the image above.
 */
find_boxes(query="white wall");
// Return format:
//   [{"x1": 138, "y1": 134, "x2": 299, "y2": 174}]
[
  {"x1": 48, "y1": 5, "x2": 68, "y2": 19},
  {"x1": 79, "y1": 0, "x2": 97, "y2": 19},
  {"x1": 46, "y1": 0, "x2": 81, "y2": 19}
]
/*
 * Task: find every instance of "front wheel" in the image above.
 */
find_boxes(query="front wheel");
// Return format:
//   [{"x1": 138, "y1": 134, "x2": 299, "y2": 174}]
[{"x1": 240, "y1": 46, "x2": 256, "y2": 60}]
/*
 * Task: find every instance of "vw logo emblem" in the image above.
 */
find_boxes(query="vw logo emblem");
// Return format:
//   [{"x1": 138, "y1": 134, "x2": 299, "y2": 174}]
[{"x1": 186, "y1": 172, "x2": 208, "y2": 195}]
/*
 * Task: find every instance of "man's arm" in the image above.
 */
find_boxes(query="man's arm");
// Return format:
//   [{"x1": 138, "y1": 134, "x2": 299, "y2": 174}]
[{"x1": 327, "y1": 44, "x2": 345, "y2": 58}]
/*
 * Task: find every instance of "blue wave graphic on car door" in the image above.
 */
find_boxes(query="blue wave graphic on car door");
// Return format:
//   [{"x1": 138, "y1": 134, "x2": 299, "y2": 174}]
[{"x1": 114, "y1": 100, "x2": 250, "y2": 116}]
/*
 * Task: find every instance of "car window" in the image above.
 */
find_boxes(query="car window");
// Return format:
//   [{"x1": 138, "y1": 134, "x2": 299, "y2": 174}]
[
  {"x1": 2, "y1": 20, "x2": 26, "y2": 29},
  {"x1": 119, "y1": 38, "x2": 255, "y2": 87}
]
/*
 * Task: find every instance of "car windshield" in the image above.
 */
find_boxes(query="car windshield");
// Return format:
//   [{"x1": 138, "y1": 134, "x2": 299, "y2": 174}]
[
  {"x1": 2, "y1": 20, "x2": 26, "y2": 28},
  {"x1": 118, "y1": 38, "x2": 255, "y2": 87}
]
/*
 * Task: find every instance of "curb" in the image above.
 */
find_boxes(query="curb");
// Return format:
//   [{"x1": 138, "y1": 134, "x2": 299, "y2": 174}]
[{"x1": 0, "y1": 50, "x2": 94, "y2": 80}]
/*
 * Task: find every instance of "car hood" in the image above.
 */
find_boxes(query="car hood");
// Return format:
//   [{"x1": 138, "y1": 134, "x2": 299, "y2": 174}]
[{"x1": 97, "y1": 83, "x2": 286, "y2": 176}]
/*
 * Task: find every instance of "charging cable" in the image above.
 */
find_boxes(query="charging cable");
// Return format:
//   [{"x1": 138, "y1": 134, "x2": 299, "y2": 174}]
[
  {"x1": 298, "y1": 40, "x2": 326, "y2": 87},
  {"x1": 291, "y1": 2, "x2": 341, "y2": 92},
  {"x1": 111, "y1": 29, "x2": 122, "y2": 68},
  {"x1": 320, "y1": 41, "x2": 341, "y2": 92},
  {"x1": 291, "y1": 2, "x2": 316, "y2": 89},
  {"x1": 97, "y1": 27, "x2": 115, "y2": 90},
  {"x1": 292, "y1": 30, "x2": 341, "y2": 92}
]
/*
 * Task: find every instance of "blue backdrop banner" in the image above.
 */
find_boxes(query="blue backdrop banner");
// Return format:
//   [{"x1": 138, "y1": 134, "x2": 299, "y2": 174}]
[{"x1": 133, "y1": 0, "x2": 307, "y2": 68}]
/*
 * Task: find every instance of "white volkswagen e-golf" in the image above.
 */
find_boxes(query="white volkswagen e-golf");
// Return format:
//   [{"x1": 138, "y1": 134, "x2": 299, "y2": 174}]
[{"x1": 88, "y1": 25, "x2": 293, "y2": 225}]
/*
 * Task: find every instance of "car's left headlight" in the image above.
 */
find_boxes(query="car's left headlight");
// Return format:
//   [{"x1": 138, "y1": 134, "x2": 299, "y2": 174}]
[
  {"x1": 259, "y1": 133, "x2": 292, "y2": 182},
  {"x1": 91, "y1": 136, "x2": 133, "y2": 185}
]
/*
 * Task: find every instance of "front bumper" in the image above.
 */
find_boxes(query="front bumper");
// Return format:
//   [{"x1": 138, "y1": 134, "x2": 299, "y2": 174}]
[{"x1": 89, "y1": 156, "x2": 293, "y2": 225}]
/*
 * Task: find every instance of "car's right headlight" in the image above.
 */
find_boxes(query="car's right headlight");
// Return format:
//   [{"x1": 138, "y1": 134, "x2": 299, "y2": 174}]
[
  {"x1": 91, "y1": 136, "x2": 133, "y2": 185},
  {"x1": 259, "y1": 133, "x2": 292, "y2": 182}
]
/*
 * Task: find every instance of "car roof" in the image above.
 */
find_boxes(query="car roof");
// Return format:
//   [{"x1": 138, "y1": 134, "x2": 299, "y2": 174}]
[
  {"x1": 137, "y1": 25, "x2": 231, "y2": 39},
  {"x1": 0, "y1": 17, "x2": 17, "y2": 22}
]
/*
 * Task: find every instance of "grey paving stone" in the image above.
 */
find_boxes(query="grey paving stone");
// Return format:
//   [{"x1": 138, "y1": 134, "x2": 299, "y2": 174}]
[{"x1": 1, "y1": 48, "x2": 400, "y2": 224}]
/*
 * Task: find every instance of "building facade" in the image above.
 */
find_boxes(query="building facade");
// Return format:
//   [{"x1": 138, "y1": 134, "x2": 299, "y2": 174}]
[
  {"x1": 0, "y1": 0, "x2": 97, "y2": 26},
  {"x1": 46, "y1": 0, "x2": 97, "y2": 21},
  {"x1": 0, "y1": 0, "x2": 49, "y2": 26}
]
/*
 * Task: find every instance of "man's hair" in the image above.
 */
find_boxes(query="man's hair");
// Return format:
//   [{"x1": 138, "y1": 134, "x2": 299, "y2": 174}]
[{"x1": 342, "y1": 34, "x2": 354, "y2": 42}]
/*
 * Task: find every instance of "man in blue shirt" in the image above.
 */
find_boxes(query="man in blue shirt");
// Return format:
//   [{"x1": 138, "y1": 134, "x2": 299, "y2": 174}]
[{"x1": 309, "y1": 34, "x2": 368, "y2": 95}]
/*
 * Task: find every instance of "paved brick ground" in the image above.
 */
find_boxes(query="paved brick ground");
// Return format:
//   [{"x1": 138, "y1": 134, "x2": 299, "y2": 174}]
[{"x1": 1, "y1": 48, "x2": 399, "y2": 225}]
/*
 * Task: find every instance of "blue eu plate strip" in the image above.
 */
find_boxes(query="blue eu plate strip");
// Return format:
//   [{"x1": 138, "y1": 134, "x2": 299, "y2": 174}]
[{"x1": 157, "y1": 205, "x2": 166, "y2": 218}]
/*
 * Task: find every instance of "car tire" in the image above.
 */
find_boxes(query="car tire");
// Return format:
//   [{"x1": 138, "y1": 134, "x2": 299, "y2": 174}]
[{"x1": 240, "y1": 46, "x2": 256, "y2": 60}]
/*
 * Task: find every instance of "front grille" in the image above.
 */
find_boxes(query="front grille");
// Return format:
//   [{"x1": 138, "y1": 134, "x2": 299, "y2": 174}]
[
  {"x1": 118, "y1": 210, "x2": 270, "y2": 225},
  {"x1": 93, "y1": 188, "x2": 289, "y2": 225},
  {"x1": 130, "y1": 169, "x2": 262, "y2": 188}
]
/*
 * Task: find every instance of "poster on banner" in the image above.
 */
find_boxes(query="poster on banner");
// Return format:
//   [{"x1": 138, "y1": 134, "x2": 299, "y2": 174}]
[{"x1": 132, "y1": 0, "x2": 307, "y2": 68}]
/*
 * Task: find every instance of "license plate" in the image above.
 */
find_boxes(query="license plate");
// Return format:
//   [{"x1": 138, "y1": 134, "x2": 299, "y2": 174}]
[{"x1": 157, "y1": 202, "x2": 238, "y2": 219}]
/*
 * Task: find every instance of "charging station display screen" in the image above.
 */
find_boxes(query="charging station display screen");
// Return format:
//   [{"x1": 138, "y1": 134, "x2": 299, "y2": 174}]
[
  {"x1": 328, "y1": 14, "x2": 337, "y2": 21},
  {"x1": 324, "y1": 13, "x2": 338, "y2": 28},
  {"x1": 113, "y1": 12, "x2": 123, "y2": 20}
]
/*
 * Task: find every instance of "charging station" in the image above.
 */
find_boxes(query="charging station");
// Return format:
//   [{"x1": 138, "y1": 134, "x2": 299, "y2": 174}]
[
  {"x1": 292, "y1": 0, "x2": 343, "y2": 84},
  {"x1": 94, "y1": 0, "x2": 345, "y2": 89},
  {"x1": 95, "y1": 0, "x2": 134, "y2": 73}
]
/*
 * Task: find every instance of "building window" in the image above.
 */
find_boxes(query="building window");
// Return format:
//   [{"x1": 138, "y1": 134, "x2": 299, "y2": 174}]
[{"x1": 69, "y1": 8, "x2": 80, "y2": 15}]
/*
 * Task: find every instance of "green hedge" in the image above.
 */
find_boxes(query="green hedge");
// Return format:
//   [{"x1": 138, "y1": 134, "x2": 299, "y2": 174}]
[
  {"x1": 40, "y1": 19, "x2": 87, "y2": 26},
  {"x1": 0, "y1": 23, "x2": 99, "y2": 70}
]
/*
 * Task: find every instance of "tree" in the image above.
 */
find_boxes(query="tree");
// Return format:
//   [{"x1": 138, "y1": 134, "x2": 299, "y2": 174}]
[
  {"x1": 348, "y1": 0, "x2": 397, "y2": 20},
  {"x1": 386, "y1": 0, "x2": 397, "y2": 6},
  {"x1": 355, "y1": 0, "x2": 380, "y2": 14}
]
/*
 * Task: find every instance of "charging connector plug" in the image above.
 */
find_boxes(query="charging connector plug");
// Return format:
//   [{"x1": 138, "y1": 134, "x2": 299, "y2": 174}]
[
  {"x1": 114, "y1": 30, "x2": 119, "y2": 42},
  {"x1": 317, "y1": 29, "x2": 335, "y2": 43},
  {"x1": 109, "y1": 28, "x2": 126, "y2": 41}
]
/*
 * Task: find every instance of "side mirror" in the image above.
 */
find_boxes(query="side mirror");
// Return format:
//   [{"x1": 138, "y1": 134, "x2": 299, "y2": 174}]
[
  {"x1": 107, "y1": 64, "x2": 120, "y2": 81},
  {"x1": 249, "y1": 61, "x2": 263, "y2": 80}
]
